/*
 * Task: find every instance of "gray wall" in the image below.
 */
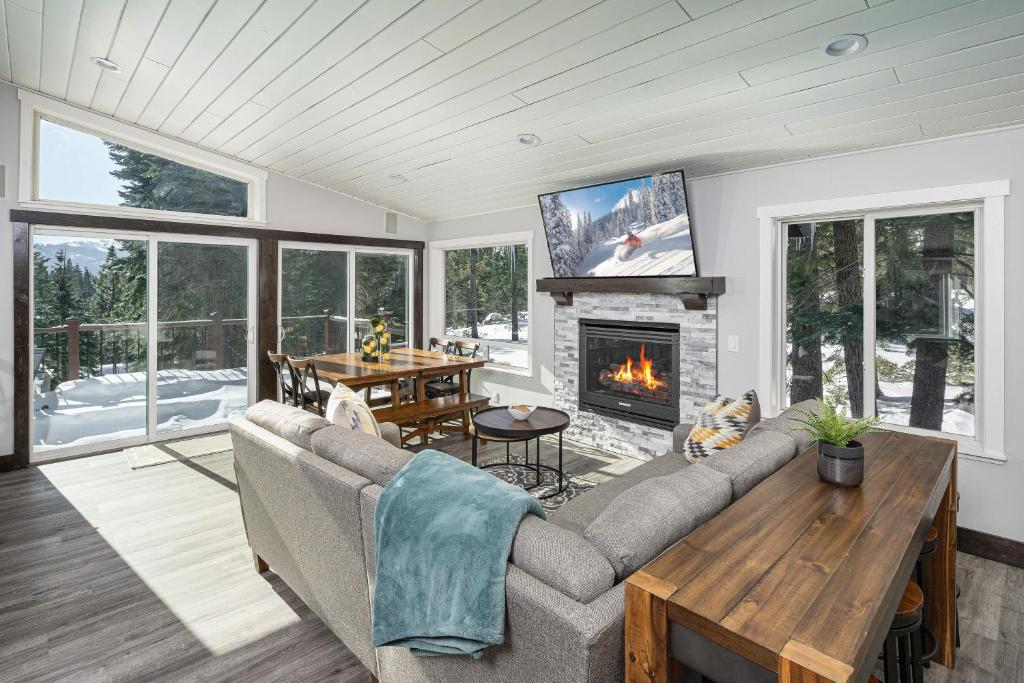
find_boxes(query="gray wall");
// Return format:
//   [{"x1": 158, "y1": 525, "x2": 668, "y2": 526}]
[
  {"x1": 427, "y1": 127, "x2": 1024, "y2": 543},
  {"x1": 0, "y1": 82, "x2": 425, "y2": 457}
]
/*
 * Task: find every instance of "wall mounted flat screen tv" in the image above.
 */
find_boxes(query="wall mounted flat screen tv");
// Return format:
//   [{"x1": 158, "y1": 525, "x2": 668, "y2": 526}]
[{"x1": 538, "y1": 170, "x2": 697, "y2": 278}]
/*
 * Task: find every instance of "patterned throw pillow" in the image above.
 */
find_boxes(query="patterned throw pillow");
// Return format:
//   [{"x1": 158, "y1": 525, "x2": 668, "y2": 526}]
[
  {"x1": 325, "y1": 383, "x2": 382, "y2": 438},
  {"x1": 681, "y1": 390, "x2": 760, "y2": 463}
]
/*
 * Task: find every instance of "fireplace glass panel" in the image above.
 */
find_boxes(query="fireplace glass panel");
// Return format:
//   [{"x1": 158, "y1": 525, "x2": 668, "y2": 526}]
[{"x1": 584, "y1": 335, "x2": 674, "y2": 404}]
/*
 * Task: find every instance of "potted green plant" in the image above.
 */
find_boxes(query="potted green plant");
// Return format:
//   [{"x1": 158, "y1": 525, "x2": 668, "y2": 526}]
[{"x1": 791, "y1": 400, "x2": 879, "y2": 487}]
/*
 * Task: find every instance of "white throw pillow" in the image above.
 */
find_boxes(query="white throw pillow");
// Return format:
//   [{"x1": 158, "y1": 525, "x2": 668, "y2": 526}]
[{"x1": 325, "y1": 383, "x2": 381, "y2": 437}]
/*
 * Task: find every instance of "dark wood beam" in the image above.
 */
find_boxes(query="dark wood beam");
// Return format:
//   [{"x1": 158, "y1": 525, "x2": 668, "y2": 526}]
[
  {"x1": 257, "y1": 239, "x2": 279, "y2": 403},
  {"x1": 12, "y1": 222, "x2": 31, "y2": 469},
  {"x1": 9, "y1": 210, "x2": 425, "y2": 251},
  {"x1": 413, "y1": 247, "x2": 424, "y2": 350}
]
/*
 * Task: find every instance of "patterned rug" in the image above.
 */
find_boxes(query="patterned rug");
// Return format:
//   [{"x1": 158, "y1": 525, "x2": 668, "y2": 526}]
[{"x1": 480, "y1": 454, "x2": 596, "y2": 512}]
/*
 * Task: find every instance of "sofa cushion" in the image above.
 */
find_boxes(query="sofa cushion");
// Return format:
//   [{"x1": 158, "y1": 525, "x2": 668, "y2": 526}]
[
  {"x1": 510, "y1": 515, "x2": 615, "y2": 604},
  {"x1": 680, "y1": 390, "x2": 760, "y2": 463},
  {"x1": 583, "y1": 463, "x2": 731, "y2": 579},
  {"x1": 325, "y1": 382, "x2": 381, "y2": 437},
  {"x1": 245, "y1": 399, "x2": 330, "y2": 451},
  {"x1": 700, "y1": 430, "x2": 799, "y2": 500},
  {"x1": 550, "y1": 451, "x2": 691, "y2": 536},
  {"x1": 310, "y1": 425, "x2": 413, "y2": 487},
  {"x1": 746, "y1": 399, "x2": 820, "y2": 452}
]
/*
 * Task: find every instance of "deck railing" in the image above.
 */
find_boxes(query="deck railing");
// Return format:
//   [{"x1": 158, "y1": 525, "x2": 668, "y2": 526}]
[{"x1": 34, "y1": 312, "x2": 408, "y2": 386}]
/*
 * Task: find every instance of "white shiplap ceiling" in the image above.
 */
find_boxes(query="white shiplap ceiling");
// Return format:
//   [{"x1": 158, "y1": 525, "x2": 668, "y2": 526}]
[{"x1": 2, "y1": 0, "x2": 1023, "y2": 220}]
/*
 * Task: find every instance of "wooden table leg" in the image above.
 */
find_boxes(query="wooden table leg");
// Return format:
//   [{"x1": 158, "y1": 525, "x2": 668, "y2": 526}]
[
  {"x1": 390, "y1": 380, "x2": 400, "y2": 406},
  {"x1": 416, "y1": 372, "x2": 426, "y2": 402},
  {"x1": 625, "y1": 571, "x2": 676, "y2": 683},
  {"x1": 459, "y1": 369, "x2": 468, "y2": 398},
  {"x1": 924, "y1": 451, "x2": 958, "y2": 669}
]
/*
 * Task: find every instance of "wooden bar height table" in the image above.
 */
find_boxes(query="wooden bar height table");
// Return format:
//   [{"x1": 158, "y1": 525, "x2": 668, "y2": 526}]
[{"x1": 625, "y1": 431, "x2": 957, "y2": 683}]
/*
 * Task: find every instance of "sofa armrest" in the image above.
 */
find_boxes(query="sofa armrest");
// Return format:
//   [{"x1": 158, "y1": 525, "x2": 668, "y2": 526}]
[
  {"x1": 672, "y1": 422, "x2": 695, "y2": 453},
  {"x1": 379, "y1": 422, "x2": 401, "y2": 448},
  {"x1": 511, "y1": 515, "x2": 615, "y2": 604}
]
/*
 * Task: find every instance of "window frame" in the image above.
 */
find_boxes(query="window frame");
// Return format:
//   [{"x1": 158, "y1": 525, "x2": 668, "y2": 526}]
[
  {"x1": 428, "y1": 232, "x2": 534, "y2": 377},
  {"x1": 19, "y1": 89, "x2": 268, "y2": 226},
  {"x1": 277, "y1": 241, "x2": 415, "y2": 356},
  {"x1": 758, "y1": 181, "x2": 1008, "y2": 462}
]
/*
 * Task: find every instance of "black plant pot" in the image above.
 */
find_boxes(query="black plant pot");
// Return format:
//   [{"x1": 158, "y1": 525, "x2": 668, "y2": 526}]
[{"x1": 816, "y1": 440, "x2": 864, "y2": 487}]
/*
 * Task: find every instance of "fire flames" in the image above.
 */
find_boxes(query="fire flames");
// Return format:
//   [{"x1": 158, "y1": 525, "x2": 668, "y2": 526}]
[{"x1": 611, "y1": 344, "x2": 667, "y2": 391}]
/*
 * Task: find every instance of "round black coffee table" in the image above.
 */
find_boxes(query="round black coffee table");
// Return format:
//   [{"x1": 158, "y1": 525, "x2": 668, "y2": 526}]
[{"x1": 471, "y1": 406, "x2": 570, "y2": 499}]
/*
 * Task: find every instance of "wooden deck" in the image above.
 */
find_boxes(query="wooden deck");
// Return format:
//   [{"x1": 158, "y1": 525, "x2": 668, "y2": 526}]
[{"x1": 0, "y1": 434, "x2": 1019, "y2": 682}]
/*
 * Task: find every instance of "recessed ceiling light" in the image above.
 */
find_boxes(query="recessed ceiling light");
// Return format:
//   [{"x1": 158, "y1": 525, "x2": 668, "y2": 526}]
[
  {"x1": 91, "y1": 56, "x2": 122, "y2": 73},
  {"x1": 820, "y1": 34, "x2": 867, "y2": 59},
  {"x1": 517, "y1": 133, "x2": 541, "y2": 147}
]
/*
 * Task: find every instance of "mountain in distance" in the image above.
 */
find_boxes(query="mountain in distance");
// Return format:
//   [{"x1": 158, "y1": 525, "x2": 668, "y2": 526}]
[{"x1": 33, "y1": 239, "x2": 116, "y2": 274}]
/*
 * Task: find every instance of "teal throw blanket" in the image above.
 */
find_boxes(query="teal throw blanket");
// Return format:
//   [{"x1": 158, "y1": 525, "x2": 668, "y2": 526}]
[{"x1": 371, "y1": 449, "x2": 545, "y2": 658}]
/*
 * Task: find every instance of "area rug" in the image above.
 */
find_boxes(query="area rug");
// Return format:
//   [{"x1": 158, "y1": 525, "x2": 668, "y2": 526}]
[
  {"x1": 124, "y1": 432, "x2": 233, "y2": 469},
  {"x1": 480, "y1": 455, "x2": 595, "y2": 513}
]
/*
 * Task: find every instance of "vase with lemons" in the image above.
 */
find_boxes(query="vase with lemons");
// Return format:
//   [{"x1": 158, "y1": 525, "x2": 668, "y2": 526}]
[{"x1": 361, "y1": 315, "x2": 392, "y2": 362}]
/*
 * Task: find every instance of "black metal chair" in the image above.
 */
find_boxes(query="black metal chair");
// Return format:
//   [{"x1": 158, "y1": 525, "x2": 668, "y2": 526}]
[
  {"x1": 287, "y1": 355, "x2": 331, "y2": 417},
  {"x1": 425, "y1": 340, "x2": 479, "y2": 399},
  {"x1": 268, "y1": 352, "x2": 300, "y2": 406}
]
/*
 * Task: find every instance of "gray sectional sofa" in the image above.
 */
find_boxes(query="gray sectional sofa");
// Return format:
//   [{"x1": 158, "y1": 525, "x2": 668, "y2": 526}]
[{"x1": 230, "y1": 398, "x2": 818, "y2": 683}]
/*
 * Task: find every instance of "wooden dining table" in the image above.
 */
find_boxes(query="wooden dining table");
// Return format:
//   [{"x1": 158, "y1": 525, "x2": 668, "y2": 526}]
[{"x1": 312, "y1": 347, "x2": 485, "y2": 407}]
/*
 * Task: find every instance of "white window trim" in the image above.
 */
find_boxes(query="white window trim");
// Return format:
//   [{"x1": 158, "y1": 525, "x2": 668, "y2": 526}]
[
  {"x1": 757, "y1": 180, "x2": 1008, "y2": 462},
  {"x1": 276, "y1": 242, "x2": 416, "y2": 354},
  {"x1": 18, "y1": 89, "x2": 268, "y2": 226},
  {"x1": 429, "y1": 231, "x2": 534, "y2": 377}
]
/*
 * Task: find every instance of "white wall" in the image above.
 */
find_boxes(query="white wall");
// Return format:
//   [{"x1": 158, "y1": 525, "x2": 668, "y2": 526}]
[
  {"x1": 426, "y1": 127, "x2": 1024, "y2": 543},
  {"x1": 0, "y1": 82, "x2": 425, "y2": 457}
]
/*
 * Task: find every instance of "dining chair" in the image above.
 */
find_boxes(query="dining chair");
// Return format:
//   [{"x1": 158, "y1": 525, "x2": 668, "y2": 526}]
[
  {"x1": 425, "y1": 341, "x2": 479, "y2": 398},
  {"x1": 267, "y1": 351, "x2": 300, "y2": 406},
  {"x1": 287, "y1": 355, "x2": 332, "y2": 417}
]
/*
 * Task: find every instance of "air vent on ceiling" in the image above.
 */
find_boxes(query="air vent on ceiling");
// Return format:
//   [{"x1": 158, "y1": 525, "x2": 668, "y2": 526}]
[{"x1": 385, "y1": 211, "x2": 398, "y2": 234}]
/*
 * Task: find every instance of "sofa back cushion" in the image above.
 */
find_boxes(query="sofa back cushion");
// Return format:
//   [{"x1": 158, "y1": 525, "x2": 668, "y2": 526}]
[
  {"x1": 583, "y1": 463, "x2": 731, "y2": 580},
  {"x1": 511, "y1": 515, "x2": 615, "y2": 603},
  {"x1": 745, "y1": 399, "x2": 820, "y2": 452},
  {"x1": 700, "y1": 430, "x2": 798, "y2": 500},
  {"x1": 245, "y1": 399, "x2": 330, "y2": 451},
  {"x1": 311, "y1": 425, "x2": 413, "y2": 487}
]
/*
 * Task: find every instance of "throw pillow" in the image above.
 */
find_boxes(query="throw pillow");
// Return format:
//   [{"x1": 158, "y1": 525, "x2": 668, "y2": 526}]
[
  {"x1": 681, "y1": 389, "x2": 760, "y2": 463},
  {"x1": 325, "y1": 383, "x2": 382, "y2": 438}
]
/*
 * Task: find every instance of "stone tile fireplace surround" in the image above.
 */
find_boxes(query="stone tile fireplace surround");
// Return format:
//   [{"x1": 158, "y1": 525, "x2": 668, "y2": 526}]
[{"x1": 552, "y1": 292, "x2": 717, "y2": 461}]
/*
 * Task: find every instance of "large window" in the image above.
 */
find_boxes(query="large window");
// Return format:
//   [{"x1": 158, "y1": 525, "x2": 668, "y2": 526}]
[
  {"x1": 430, "y1": 234, "x2": 532, "y2": 373},
  {"x1": 21, "y1": 90, "x2": 266, "y2": 223},
  {"x1": 760, "y1": 183, "x2": 1006, "y2": 460}
]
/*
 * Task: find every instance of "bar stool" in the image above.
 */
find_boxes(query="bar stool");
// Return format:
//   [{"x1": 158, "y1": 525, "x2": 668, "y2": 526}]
[
  {"x1": 881, "y1": 581, "x2": 925, "y2": 683},
  {"x1": 915, "y1": 525, "x2": 940, "y2": 666}
]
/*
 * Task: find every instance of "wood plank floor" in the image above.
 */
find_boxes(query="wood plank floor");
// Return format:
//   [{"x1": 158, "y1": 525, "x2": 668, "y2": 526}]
[{"x1": 0, "y1": 433, "x2": 1020, "y2": 682}]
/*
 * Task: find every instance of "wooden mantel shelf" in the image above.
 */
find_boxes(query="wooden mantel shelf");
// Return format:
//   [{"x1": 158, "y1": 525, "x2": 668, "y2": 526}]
[{"x1": 535, "y1": 276, "x2": 725, "y2": 310}]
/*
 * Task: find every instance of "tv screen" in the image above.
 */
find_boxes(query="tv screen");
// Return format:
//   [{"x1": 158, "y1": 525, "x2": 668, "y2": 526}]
[{"x1": 538, "y1": 170, "x2": 696, "y2": 278}]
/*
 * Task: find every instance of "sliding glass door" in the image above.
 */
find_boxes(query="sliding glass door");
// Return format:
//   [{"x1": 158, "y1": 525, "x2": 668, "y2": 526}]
[
  {"x1": 30, "y1": 227, "x2": 257, "y2": 460},
  {"x1": 278, "y1": 244, "x2": 412, "y2": 357},
  {"x1": 155, "y1": 240, "x2": 253, "y2": 433}
]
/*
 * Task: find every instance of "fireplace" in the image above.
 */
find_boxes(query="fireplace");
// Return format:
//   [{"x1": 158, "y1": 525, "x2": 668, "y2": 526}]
[{"x1": 578, "y1": 319, "x2": 680, "y2": 429}]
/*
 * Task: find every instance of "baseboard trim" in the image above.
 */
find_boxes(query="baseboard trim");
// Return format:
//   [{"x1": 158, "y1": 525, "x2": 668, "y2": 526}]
[{"x1": 958, "y1": 526, "x2": 1024, "y2": 569}]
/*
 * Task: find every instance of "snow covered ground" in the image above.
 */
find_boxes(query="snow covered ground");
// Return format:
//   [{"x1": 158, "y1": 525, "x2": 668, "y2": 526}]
[
  {"x1": 575, "y1": 214, "x2": 695, "y2": 277},
  {"x1": 33, "y1": 368, "x2": 248, "y2": 451},
  {"x1": 445, "y1": 316, "x2": 529, "y2": 369},
  {"x1": 789, "y1": 342, "x2": 974, "y2": 436}
]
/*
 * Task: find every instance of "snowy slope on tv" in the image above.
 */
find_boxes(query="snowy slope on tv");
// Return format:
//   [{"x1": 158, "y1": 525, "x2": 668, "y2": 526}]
[{"x1": 538, "y1": 171, "x2": 695, "y2": 278}]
